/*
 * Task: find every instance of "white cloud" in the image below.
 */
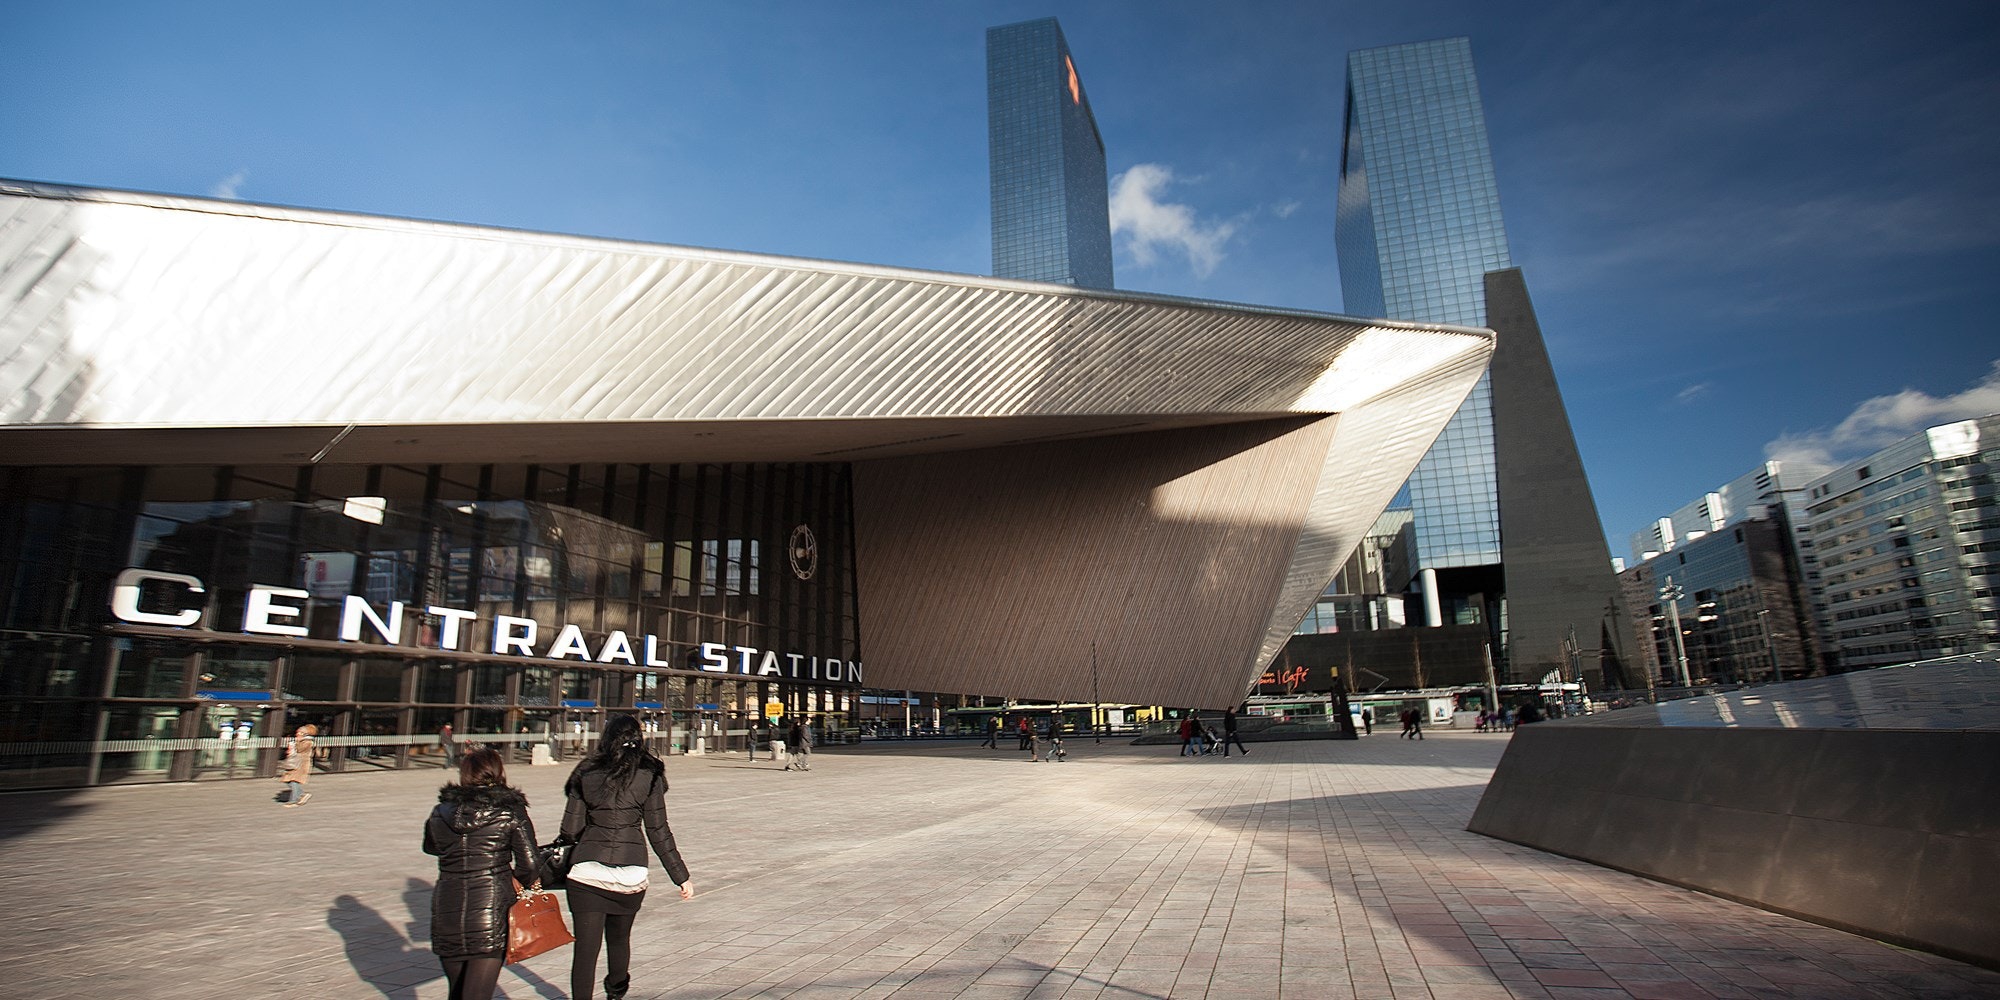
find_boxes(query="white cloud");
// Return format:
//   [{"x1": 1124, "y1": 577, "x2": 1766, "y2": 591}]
[
  {"x1": 210, "y1": 170, "x2": 248, "y2": 200},
  {"x1": 1765, "y1": 359, "x2": 2000, "y2": 473},
  {"x1": 1272, "y1": 199, "x2": 1302, "y2": 219},
  {"x1": 1108, "y1": 163, "x2": 1237, "y2": 279},
  {"x1": 1674, "y1": 382, "x2": 1711, "y2": 404}
]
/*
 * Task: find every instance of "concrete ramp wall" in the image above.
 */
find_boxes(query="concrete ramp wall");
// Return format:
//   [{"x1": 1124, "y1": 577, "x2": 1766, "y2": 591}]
[{"x1": 1468, "y1": 725, "x2": 2000, "y2": 970}]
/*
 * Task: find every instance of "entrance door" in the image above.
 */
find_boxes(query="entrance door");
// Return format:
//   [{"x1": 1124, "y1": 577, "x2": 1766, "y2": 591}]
[{"x1": 195, "y1": 704, "x2": 262, "y2": 780}]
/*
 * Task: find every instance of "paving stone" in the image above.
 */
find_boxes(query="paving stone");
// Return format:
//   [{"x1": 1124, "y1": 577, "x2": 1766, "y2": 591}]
[{"x1": 4, "y1": 734, "x2": 1999, "y2": 998}]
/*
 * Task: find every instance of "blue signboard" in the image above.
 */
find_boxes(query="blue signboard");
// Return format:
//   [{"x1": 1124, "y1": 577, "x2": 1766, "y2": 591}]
[
  {"x1": 195, "y1": 690, "x2": 270, "y2": 702},
  {"x1": 634, "y1": 701, "x2": 664, "y2": 709},
  {"x1": 695, "y1": 703, "x2": 721, "y2": 711},
  {"x1": 560, "y1": 699, "x2": 597, "y2": 708}
]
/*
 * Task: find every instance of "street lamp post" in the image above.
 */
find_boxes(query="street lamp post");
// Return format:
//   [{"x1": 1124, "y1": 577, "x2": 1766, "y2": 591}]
[
  {"x1": 1660, "y1": 576, "x2": 1692, "y2": 689},
  {"x1": 1757, "y1": 609, "x2": 1781, "y2": 684},
  {"x1": 1091, "y1": 641, "x2": 1102, "y2": 744},
  {"x1": 1562, "y1": 624, "x2": 1580, "y2": 713}
]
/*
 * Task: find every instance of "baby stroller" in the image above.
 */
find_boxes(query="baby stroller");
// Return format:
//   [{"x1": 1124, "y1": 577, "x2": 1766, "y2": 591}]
[
  {"x1": 1047, "y1": 734, "x2": 1067, "y2": 762},
  {"x1": 1199, "y1": 723, "x2": 1223, "y2": 755}
]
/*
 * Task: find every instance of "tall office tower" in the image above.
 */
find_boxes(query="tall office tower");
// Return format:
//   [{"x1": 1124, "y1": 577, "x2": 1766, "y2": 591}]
[
  {"x1": 987, "y1": 17, "x2": 1114, "y2": 288},
  {"x1": 1338, "y1": 38, "x2": 1510, "y2": 590},
  {"x1": 1335, "y1": 38, "x2": 1626, "y2": 685}
]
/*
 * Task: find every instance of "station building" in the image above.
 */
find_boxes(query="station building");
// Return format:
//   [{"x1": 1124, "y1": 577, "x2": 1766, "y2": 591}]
[{"x1": 0, "y1": 181, "x2": 1491, "y2": 788}]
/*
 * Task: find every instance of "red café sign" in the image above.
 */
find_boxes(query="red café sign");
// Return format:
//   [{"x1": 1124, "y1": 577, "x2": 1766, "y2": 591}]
[{"x1": 1258, "y1": 665, "x2": 1308, "y2": 692}]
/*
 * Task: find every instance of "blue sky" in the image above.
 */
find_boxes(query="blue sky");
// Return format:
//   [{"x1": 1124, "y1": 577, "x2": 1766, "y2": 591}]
[{"x1": 6, "y1": 1, "x2": 1997, "y2": 557}]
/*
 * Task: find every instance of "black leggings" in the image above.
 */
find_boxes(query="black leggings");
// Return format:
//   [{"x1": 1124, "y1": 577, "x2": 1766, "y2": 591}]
[
  {"x1": 570, "y1": 909, "x2": 637, "y2": 999},
  {"x1": 440, "y1": 956, "x2": 503, "y2": 1000}
]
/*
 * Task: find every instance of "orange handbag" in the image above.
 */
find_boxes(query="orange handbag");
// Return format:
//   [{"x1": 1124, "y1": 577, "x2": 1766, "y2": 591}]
[{"x1": 505, "y1": 884, "x2": 574, "y2": 964}]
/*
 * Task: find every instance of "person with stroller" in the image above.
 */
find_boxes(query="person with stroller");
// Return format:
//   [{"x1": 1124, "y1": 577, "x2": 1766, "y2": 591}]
[{"x1": 1221, "y1": 708, "x2": 1250, "y2": 757}]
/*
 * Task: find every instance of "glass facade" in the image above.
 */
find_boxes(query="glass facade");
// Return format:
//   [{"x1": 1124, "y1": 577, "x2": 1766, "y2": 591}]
[
  {"x1": 1621, "y1": 518, "x2": 1819, "y2": 687},
  {"x1": 987, "y1": 17, "x2": 1114, "y2": 289},
  {"x1": 1337, "y1": 37, "x2": 1512, "y2": 572},
  {"x1": 1803, "y1": 416, "x2": 2000, "y2": 669},
  {"x1": 0, "y1": 461, "x2": 862, "y2": 788}
]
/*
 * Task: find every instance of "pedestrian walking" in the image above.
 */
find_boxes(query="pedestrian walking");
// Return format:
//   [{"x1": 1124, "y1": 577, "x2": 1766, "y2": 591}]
[
  {"x1": 1222, "y1": 709, "x2": 1250, "y2": 757},
  {"x1": 1178, "y1": 715, "x2": 1196, "y2": 757},
  {"x1": 1361, "y1": 707, "x2": 1373, "y2": 735},
  {"x1": 1401, "y1": 708, "x2": 1425, "y2": 740},
  {"x1": 784, "y1": 717, "x2": 813, "y2": 771},
  {"x1": 560, "y1": 715, "x2": 694, "y2": 1000},
  {"x1": 1017, "y1": 715, "x2": 1032, "y2": 751},
  {"x1": 981, "y1": 716, "x2": 1000, "y2": 749},
  {"x1": 439, "y1": 721, "x2": 461, "y2": 769},
  {"x1": 422, "y1": 746, "x2": 542, "y2": 1000},
  {"x1": 277, "y1": 723, "x2": 317, "y2": 807}
]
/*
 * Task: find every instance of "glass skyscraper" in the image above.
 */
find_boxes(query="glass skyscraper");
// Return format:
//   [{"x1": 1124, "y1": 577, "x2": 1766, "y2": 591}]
[
  {"x1": 1337, "y1": 38, "x2": 1512, "y2": 586},
  {"x1": 987, "y1": 18, "x2": 1114, "y2": 289}
]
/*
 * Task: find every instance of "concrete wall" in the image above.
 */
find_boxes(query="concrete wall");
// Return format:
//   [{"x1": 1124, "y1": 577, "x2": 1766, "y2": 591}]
[{"x1": 1468, "y1": 725, "x2": 2000, "y2": 969}]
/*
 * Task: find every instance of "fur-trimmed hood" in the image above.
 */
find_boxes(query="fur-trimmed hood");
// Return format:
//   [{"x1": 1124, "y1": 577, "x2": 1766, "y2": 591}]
[{"x1": 434, "y1": 782, "x2": 529, "y2": 833}]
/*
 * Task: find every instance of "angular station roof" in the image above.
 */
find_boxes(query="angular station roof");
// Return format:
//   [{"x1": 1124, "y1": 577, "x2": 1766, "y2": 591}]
[{"x1": 0, "y1": 180, "x2": 1493, "y2": 707}]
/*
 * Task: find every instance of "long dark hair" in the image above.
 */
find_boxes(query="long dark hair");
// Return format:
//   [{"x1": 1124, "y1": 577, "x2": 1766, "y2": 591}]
[
  {"x1": 459, "y1": 746, "x2": 507, "y2": 788},
  {"x1": 568, "y1": 714, "x2": 662, "y2": 792}
]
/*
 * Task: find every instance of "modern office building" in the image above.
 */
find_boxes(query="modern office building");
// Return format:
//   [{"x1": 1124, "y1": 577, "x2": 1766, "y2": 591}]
[
  {"x1": 1627, "y1": 460, "x2": 1834, "y2": 671},
  {"x1": 1630, "y1": 461, "x2": 1809, "y2": 562},
  {"x1": 986, "y1": 17, "x2": 1114, "y2": 289},
  {"x1": 1800, "y1": 415, "x2": 2000, "y2": 669},
  {"x1": 1332, "y1": 38, "x2": 1626, "y2": 687},
  {"x1": 0, "y1": 180, "x2": 1491, "y2": 787},
  {"x1": 1338, "y1": 37, "x2": 1510, "y2": 572},
  {"x1": 1619, "y1": 515, "x2": 1821, "y2": 686}
]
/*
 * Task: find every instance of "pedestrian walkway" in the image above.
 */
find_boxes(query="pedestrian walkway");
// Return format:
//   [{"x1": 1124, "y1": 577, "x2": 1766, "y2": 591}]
[{"x1": 2, "y1": 732, "x2": 1994, "y2": 999}]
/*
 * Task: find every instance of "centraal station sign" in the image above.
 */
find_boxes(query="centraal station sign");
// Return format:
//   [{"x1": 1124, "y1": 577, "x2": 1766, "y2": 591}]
[{"x1": 109, "y1": 568, "x2": 863, "y2": 685}]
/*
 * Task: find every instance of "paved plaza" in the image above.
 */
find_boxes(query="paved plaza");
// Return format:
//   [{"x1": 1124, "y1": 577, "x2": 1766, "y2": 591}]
[{"x1": 3, "y1": 731, "x2": 1996, "y2": 1000}]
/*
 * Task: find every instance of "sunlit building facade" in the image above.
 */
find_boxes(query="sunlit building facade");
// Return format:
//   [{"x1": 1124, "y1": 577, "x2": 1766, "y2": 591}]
[{"x1": 1802, "y1": 416, "x2": 2000, "y2": 669}]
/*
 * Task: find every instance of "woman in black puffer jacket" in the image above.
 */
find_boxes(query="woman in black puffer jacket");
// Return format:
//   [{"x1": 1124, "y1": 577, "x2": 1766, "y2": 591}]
[
  {"x1": 423, "y1": 746, "x2": 542, "y2": 1000},
  {"x1": 561, "y1": 714, "x2": 694, "y2": 1000}
]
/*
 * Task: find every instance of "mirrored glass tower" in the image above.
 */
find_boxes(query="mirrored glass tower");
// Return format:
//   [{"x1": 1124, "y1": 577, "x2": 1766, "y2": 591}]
[
  {"x1": 1338, "y1": 38, "x2": 1510, "y2": 583},
  {"x1": 1335, "y1": 38, "x2": 1627, "y2": 684},
  {"x1": 986, "y1": 17, "x2": 1114, "y2": 289}
]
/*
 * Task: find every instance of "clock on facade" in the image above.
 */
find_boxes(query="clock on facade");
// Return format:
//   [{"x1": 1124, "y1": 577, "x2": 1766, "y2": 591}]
[{"x1": 789, "y1": 524, "x2": 818, "y2": 580}]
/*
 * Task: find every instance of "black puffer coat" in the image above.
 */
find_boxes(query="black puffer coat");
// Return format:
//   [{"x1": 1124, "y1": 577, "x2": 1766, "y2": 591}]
[
  {"x1": 560, "y1": 758, "x2": 690, "y2": 887},
  {"x1": 422, "y1": 783, "x2": 540, "y2": 958}
]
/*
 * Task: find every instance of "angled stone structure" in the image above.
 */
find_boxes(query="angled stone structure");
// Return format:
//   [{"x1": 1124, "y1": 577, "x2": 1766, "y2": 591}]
[
  {"x1": 1486, "y1": 268, "x2": 1630, "y2": 688},
  {"x1": 1470, "y1": 656, "x2": 2000, "y2": 970}
]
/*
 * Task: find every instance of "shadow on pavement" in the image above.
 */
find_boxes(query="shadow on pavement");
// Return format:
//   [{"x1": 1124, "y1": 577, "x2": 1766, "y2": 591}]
[
  {"x1": 0, "y1": 788, "x2": 94, "y2": 842},
  {"x1": 331, "y1": 885, "x2": 566, "y2": 1000},
  {"x1": 330, "y1": 892, "x2": 435, "y2": 1000}
]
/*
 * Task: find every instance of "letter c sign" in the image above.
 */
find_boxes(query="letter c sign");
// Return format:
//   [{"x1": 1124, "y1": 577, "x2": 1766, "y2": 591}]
[{"x1": 110, "y1": 568, "x2": 205, "y2": 626}]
